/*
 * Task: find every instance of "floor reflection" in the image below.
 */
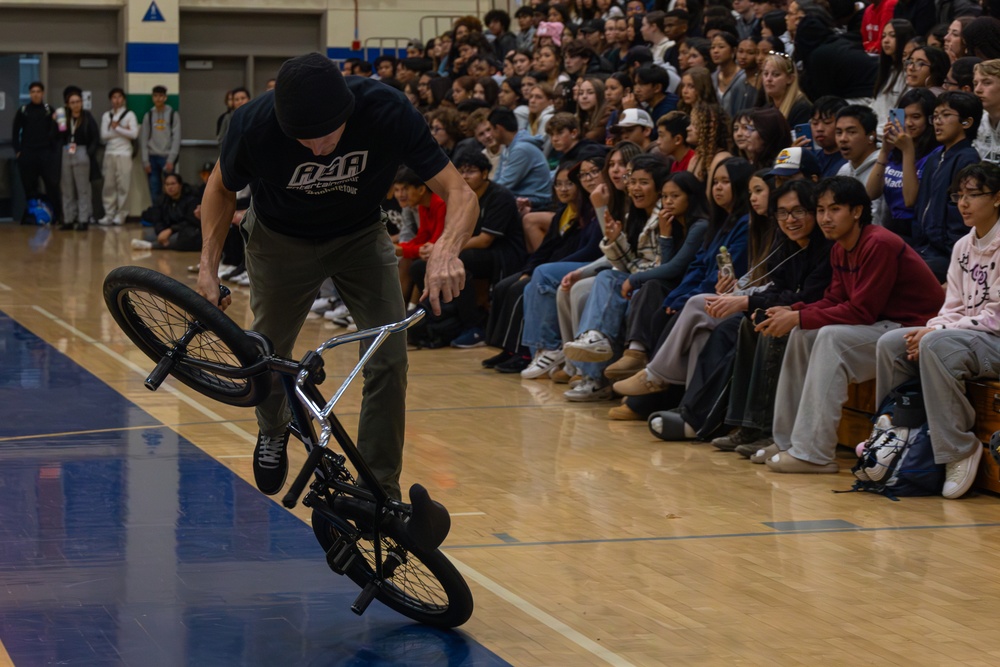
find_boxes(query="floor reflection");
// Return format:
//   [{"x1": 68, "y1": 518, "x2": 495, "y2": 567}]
[{"x1": 0, "y1": 312, "x2": 505, "y2": 666}]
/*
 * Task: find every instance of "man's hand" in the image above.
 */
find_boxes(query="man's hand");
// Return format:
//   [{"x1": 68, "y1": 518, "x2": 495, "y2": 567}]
[
  {"x1": 755, "y1": 307, "x2": 799, "y2": 337},
  {"x1": 422, "y1": 248, "x2": 465, "y2": 316},
  {"x1": 196, "y1": 269, "x2": 231, "y2": 311},
  {"x1": 903, "y1": 327, "x2": 933, "y2": 360}
]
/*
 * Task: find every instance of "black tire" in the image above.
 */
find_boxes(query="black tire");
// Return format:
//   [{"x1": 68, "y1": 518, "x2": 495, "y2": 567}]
[
  {"x1": 311, "y1": 502, "x2": 474, "y2": 628},
  {"x1": 103, "y1": 265, "x2": 270, "y2": 407}
]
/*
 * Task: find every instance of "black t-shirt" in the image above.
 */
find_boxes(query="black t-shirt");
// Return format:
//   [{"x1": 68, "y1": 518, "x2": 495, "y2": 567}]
[{"x1": 220, "y1": 79, "x2": 449, "y2": 240}]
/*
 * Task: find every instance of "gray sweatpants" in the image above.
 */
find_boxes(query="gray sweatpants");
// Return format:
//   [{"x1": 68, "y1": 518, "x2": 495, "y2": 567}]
[
  {"x1": 646, "y1": 293, "x2": 719, "y2": 386},
  {"x1": 242, "y1": 209, "x2": 407, "y2": 498},
  {"x1": 876, "y1": 327, "x2": 1000, "y2": 464},
  {"x1": 774, "y1": 321, "x2": 900, "y2": 465},
  {"x1": 61, "y1": 145, "x2": 92, "y2": 223},
  {"x1": 557, "y1": 275, "x2": 594, "y2": 343}
]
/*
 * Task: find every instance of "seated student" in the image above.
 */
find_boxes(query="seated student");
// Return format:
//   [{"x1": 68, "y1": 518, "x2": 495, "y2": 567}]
[
  {"x1": 907, "y1": 91, "x2": 983, "y2": 280},
  {"x1": 482, "y1": 161, "x2": 604, "y2": 373},
  {"x1": 807, "y1": 95, "x2": 849, "y2": 177},
  {"x1": 610, "y1": 109, "x2": 656, "y2": 153},
  {"x1": 656, "y1": 111, "x2": 695, "y2": 172},
  {"x1": 489, "y1": 106, "x2": 552, "y2": 208},
  {"x1": 834, "y1": 105, "x2": 882, "y2": 221},
  {"x1": 546, "y1": 112, "x2": 608, "y2": 164},
  {"x1": 756, "y1": 177, "x2": 944, "y2": 473},
  {"x1": 611, "y1": 157, "x2": 755, "y2": 402},
  {"x1": 866, "y1": 88, "x2": 939, "y2": 239},
  {"x1": 874, "y1": 162, "x2": 1000, "y2": 499},
  {"x1": 652, "y1": 180, "x2": 833, "y2": 442},
  {"x1": 130, "y1": 173, "x2": 202, "y2": 251},
  {"x1": 393, "y1": 168, "x2": 447, "y2": 306},
  {"x1": 633, "y1": 65, "x2": 680, "y2": 136},
  {"x1": 435, "y1": 149, "x2": 527, "y2": 348},
  {"x1": 973, "y1": 59, "x2": 1000, "y2": 164}
]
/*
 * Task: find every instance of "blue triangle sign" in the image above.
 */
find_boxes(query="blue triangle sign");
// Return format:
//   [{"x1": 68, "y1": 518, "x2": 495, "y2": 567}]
[{"x1": 143, "y1": 1, "x2": 165, "y2": 22}]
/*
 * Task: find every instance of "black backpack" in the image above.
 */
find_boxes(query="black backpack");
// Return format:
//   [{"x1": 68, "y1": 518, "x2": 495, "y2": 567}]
[
  {"x1": 843, "y1": 381, "x2": 945, "y2": 500},
  {"x1": 406, "y1": 299, "x2": 464, "y2": 349}
]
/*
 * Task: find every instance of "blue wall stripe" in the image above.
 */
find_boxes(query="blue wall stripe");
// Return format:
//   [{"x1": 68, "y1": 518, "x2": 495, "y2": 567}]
[
  {"x1": 126, "y1": 42, "x2": 179, "y2": 74},
  {"x1": 327, "y1": 47, "x2": 405, "y2": 62}
]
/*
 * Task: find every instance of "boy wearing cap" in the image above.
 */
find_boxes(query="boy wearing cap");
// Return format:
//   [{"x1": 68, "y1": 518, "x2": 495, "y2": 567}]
[
  {"x1": 613, "y1": 109, "x2": 655, "y2": 152},
  {"x1": 140, "y1": 85, "x2": 181, "y2": 204},
  {"x1": 197, "y1": 53, "x2": 478, "y2": 499},
  {"x1": 769, "y1": 147, "x2": 822, "y2": 186}
]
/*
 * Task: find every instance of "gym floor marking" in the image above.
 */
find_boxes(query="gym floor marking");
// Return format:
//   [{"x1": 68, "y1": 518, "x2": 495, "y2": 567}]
[{"x1": 23, "y1": 304, "x2": 632, "y2": 667}]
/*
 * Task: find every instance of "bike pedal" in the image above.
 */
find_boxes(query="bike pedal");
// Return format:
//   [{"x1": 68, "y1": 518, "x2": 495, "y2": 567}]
[
  {"x1": 325, "y1": 535, "x2": 358, "y2": 575},
  {"x1": 382, "y1": 548, "x2": 407, "y2": 578},
  {"x1": 351, "y1": 580, "x2": 379, "y2": 616}
]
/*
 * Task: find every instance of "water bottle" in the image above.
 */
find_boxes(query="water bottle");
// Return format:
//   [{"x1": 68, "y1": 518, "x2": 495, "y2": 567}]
[
  {"x1": 55, "y1": 106, "x2": 67, "y2": 133},
  {"x1": 716, "y1": 245, "x2": 734, "y2": 281}
]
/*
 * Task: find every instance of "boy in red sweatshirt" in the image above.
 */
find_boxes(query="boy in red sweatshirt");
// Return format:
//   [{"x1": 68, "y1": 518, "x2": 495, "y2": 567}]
[
  {"x1": 752, "y1": 177, "x2": 944, "y2": 473},
  {"x1": 395, "y1": 167, "x2": 447, "y2": 302}
]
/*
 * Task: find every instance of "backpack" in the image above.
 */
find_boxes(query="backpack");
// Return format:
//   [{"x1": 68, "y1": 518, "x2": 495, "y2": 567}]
[
  {"x1": 26, "y1": 198, "x2": 54, "y2": 225},
  {"x1": 407, "y1": 299, "x2": 464, "y2": 349},
  {"x1": 843, "y1": 381, "x2": 945, "y2": 500}
]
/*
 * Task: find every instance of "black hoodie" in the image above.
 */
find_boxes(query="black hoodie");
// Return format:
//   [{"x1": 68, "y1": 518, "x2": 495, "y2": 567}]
[{"x1": 794, "y1": 16, "x2": 878, "y2": 101}]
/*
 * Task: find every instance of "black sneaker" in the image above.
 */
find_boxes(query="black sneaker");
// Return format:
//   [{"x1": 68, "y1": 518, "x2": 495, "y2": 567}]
[
  {"x1": 495, "y1": 354, "x2": 532, "y2": 373},
  {"x1": 482, "y1": 350, "x2": 513, "y2": 368},
  {"x1": 253, "y1": 430, "x2": 289, "y2": 495}
]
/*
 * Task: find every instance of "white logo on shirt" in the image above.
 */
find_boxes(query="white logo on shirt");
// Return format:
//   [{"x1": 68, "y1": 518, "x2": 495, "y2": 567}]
[{"x1": 287, "y1": 150, "x2": 368, "y2": 194}]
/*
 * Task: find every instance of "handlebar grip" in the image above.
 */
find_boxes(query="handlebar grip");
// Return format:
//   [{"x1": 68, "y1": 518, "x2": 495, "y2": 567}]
[
  {"x1": 219, "y1": 284, "x2": 231, "y2": 304},
  {"x1": 282, "y1": 445, "x2": 326, "y2": 509}
]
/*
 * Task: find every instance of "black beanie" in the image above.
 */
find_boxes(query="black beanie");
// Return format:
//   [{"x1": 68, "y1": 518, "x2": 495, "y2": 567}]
[{"x1": 274, "y1": 53, "x2": 356, "y2": 139}]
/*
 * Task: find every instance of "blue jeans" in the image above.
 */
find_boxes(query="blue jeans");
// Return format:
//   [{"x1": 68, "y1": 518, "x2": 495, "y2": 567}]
[
  {"x1": 522, "y1": 261, "x2": 586, "y2": 355},
  {"x1": 576, "y1": 269, "x2": 630, "y2": 380},
  {"x1": 147, "y1": 154, "x2": 168, "y2": 203}
]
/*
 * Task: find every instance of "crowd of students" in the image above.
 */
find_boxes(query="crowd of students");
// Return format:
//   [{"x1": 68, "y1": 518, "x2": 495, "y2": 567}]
[{"x1": 322, "y1": 0, "x2": 1000, "y2": 501}]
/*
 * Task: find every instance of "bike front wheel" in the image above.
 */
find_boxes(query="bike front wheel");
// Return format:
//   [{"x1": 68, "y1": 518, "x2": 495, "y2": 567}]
[
  {"x1": 103, "y1": 265, "x2": 270, "y2": 407},
  {"x1": 312, "y1": 502, "x2": 474, "y2": 628}
]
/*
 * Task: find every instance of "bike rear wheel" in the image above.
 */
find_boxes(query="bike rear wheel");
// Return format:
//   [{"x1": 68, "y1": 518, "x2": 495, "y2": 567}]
[
  {"x1": 311, "y1": 502, "x2": 473, "y2": 628},
  {"x1": 103, "y1": 265, "x2": 270, "y2": 407}
]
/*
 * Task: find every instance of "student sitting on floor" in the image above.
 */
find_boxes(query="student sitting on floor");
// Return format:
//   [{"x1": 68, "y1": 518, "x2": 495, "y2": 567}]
[{"x1": 875, "y1": 162, "x2": 1000, "y2": 499}]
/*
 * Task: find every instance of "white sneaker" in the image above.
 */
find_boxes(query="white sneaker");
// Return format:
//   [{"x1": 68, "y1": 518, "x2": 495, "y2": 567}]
[
  {"x1": 131, "y1": 238, "x2": 152, "y2": 250},
  {"x1": 324, "y1": 304, "x2": 350, "y2": 322},
  {"x1": 216, "y1": 264, "x2": 236, "y2": 279},
  {"x1": 942, "y1": 445, "x2": 983, "y2": 499},
  {"x1": 97, "y1": 216, "x2": 113, "y2": 226},
  {"x1": 311, "y1": 296, "x2": 342, "y2": 313},
  {"x1": 113, "y1": 214, "x2": 126, "y2": 225},
  {"x1": 563, "y1": 377, "x2": 613, "y2": 402},
  {"x1": 236, "y1": 272, "x2": 251, "y2": 286},
  {"x1": 521, "y1": 349, "x2": 565, "y2": 379},
  {"x1": 563, "y1": 330, "x2": 614, "y2": 363}
]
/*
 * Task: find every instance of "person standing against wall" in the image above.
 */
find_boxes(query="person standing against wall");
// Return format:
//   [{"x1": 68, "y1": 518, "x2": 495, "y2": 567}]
[
  {"x1": 11, "y1": 81, "x2": 63, "y2": 226},
  {"x1": 140, "y1": 85, "x2": 181, "y2": 203},
  {"x1": 58, "y1": 90, "x2": 99, "y2": 231},
  {"x1": 99, "y1": 87, "x2": 139, "y2": 225}
]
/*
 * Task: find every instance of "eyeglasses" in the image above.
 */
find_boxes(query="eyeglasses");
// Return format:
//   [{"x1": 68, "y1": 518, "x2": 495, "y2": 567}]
[
  {"x1": 776, "y1": 206, "x2": 809, "y2": 221},
  {"x1": 904, "y1": 59, "x2": 930, "y2": 69},
  {"x1": 950, "y1": 190, "x2": 996, "y2": 203},
  {"x1": 578, "y1": 169, "x2": 602, "y2": 180},
  {"x1": 931, "y1": 111, "x2": 960, "y2": 123}
]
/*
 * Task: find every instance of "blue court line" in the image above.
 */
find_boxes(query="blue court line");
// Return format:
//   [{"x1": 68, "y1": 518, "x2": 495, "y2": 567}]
[{"x1": 444, "y1": 522, "x2": 1000, "y2": 550}]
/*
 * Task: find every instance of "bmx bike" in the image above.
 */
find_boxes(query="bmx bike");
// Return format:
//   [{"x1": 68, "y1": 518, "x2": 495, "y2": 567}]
[{"x1": 103, "y1": 265, "x2": 473, "y2": 628}]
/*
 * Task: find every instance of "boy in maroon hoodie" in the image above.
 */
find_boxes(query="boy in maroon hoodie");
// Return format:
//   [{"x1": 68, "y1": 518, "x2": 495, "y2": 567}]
[{"x1": 751, "y1": 177, "x2": 944, "y2": 473}]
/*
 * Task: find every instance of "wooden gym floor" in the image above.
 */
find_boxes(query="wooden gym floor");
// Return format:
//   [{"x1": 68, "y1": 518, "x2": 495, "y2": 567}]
[{"x1": 2, "y1": 222, "x2": 1000, "y2": 666}]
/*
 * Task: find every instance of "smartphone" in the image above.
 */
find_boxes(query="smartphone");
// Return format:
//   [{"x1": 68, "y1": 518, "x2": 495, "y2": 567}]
[
  {"x1": 890, "y1": 108, "x2": 906, "y2": 129},
  {"x1": 793, "y1": 123, "x2": 813, "y2": 146}
]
